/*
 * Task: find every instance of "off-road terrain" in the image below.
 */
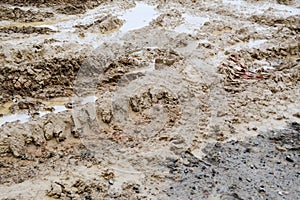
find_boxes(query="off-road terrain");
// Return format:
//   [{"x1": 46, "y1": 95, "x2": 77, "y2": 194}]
[{"x1": 0, "y1": 0, "x2": 299, "y2": 199}]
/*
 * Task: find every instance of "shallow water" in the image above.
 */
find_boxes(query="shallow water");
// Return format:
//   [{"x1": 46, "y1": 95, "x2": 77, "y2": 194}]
[
  {"x1": 0, "y1": 96, "x2": 98, "y2": 127},
  {"x1": 119, "y1": 3, "x2": 158, "y2": 32},
  {"x1": 0, "y1": 2, "x2": 158, "y2": 49},
  {"x1": 0, "y1": 1, "x2": 160, "y2": 127},
  {"x1": 0, "y1": 113, "x2": 30, "y2": 126}
]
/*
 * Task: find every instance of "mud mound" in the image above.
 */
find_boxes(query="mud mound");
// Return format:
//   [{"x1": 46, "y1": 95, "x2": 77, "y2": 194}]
[
  {"x1": 249, "y1": 15, "x2": 300, "y2": 33},
  {"x1": 1, "y1": 0, "x2": 103, "y2": 7},
  {"x1": 99, "y1": 48, "x2": 182, "y2": 86},
  {"x1": 0, "y1": 6, "x2": 54, "y2": 22},
  {"x1": 276, "y1": 0, "x2": 294, "y2": 5},
  {"x1": 75, "y1": 15, "x2": 124, "y2": 33},
  {"x1": 56, "y1": 4, "x2": 87, "y2": 15},
  {"x1": 0, "y1": 57, "x2": 84, "y2": 101},
  {"x1": 0, "y1": 0, "x2": 105, "y2": 16},
  {"x1": 0, "y1": 26, "x2": 54, "y2": 34},
  {"x1": 0, "y1": 110, "x2": 76, "y2": 158},
  {"x1": 151, "y1": 10, "x2": 183, "y2": 28},
  {"x1": 218, "y1": 43, "x2": 300, "y2": 89}
]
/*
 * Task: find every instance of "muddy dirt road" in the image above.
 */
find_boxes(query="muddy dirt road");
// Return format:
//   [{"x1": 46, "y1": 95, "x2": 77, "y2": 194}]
[{"x1": 0, "y1": 0, "x2": 299, "y2": 199}]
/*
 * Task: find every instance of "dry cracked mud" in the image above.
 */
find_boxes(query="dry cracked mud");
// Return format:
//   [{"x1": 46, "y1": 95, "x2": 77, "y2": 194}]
[{"x1": 0, "y1": 0, "x2": 299, "y2": 199}]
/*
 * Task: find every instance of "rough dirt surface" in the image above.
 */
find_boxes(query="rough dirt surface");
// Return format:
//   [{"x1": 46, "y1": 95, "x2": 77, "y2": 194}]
[{"x1": 0, "y1": 0, "x2": 299, "y2": 199}]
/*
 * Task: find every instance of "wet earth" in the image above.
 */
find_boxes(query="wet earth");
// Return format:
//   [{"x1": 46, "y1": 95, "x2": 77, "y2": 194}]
[{"x1": 0, "y1": 0, "x2": 299, "y2": 199}]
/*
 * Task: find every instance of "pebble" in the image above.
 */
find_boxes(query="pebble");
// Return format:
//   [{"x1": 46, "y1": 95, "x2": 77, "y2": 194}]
[
  {"x1": 276, "y1": 146, "x2": 287, "y2": 152},
  {"x1": 286, "y1": 155, "x2": 294, "y2": 163},
  {"x1": 293, "y1": 112, "x2": 300, "y2": 118},
  {"x1": 108, "y1": 179, "x2": 114, "y2": 185},
  {"x1": 85, "y1": 195, "x2": 92, "y2": 200},
  {"x1": 258, "y1": 185, "x2": 265, "y2": 193},
  {"x1": 278, "y1": 191, "x2": 289, "y2": 196}
]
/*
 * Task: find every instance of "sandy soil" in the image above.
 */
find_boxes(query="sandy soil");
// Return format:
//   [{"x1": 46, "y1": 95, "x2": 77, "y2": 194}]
[{"x1": 0, "y1": 0, "x2": 299, "y2": 199}]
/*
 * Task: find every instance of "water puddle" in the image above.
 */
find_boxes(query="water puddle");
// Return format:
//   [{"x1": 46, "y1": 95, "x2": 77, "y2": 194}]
[
  {"x1": 175, "y1": 14, "x2": 209, "y2": 34},
  {"x1": 1, "y1": 2, "x2": 159, "y2": 49},
  {"x1": 247, "y1": 39, "x2": 267, "y2": 48},
  {"x1": 0, "y1": 96, "x2": 98, "y2": 127},
  {"x1": 119, "y1": 3, "x2": 158, "y2": 32},
  {"x1": 0, "y1": 113, "x2": 30, "y2": 126},
  {"x1": 0, "y1": 3, "x2": 161, "y2": 126}
]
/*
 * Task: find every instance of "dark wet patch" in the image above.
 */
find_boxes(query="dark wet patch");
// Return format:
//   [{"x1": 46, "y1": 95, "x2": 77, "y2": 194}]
[{"x1": 162, "y1": 122, "x2": 300, "y2": 199}]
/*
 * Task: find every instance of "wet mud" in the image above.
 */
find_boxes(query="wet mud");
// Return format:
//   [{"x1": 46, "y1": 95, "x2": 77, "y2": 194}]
[
  {"x1": 0, "y1": 6, "x2": 54, "y2": 22},
  {"x1": 0, "y1": 0, "x2": 299, "y2": 199},
  {"x1": 163, "y1": 122, "x2": 300, "y2": 200}
]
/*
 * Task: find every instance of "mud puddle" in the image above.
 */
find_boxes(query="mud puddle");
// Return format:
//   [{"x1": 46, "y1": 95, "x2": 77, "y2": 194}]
[
  {"x1": 0, "y1": 96, "x2": 98, "y2": 127},
  {"x1": 1, "y1": 2, "x2": 159, "y2": 49},
  {"x1": 119, "y1": 2, "x2": 157, "y2": 32}
]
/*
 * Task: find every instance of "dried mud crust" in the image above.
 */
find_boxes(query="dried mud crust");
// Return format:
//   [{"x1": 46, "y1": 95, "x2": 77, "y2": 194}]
[
  {"x1": 218, "y1": 42, "x2": 300, "y2": 90},
  {"x1": 0, "y1": 26, "x2": 55, "y2": 34},
  {"x1": 212, "y1": 46, "x2": 300, "y2": 139},
  {"x1": 249, "y1": 14, "x2": 300, "y2": 33},
  {"x1": 1, "y1": 0, "x2": 104, "y2": 8},
  {"x1": 0, "y1": 0, "x2": 108, "y2": 16},
  {"x1": 0, "y1": 56, "x2": 84, "y2": 102},
  {"x1": 0, "y1": 6, "x2": 54, "y2": 22}
]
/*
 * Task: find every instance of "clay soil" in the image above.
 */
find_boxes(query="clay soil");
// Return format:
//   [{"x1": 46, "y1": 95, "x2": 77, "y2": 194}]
[{"x1": 0, "y1": 0, "x2": 299, "y2": 199}]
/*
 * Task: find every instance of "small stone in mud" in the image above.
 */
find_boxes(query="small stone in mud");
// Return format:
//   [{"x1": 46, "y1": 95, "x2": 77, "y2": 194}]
[
  {"x1": 276, "y1": 146, "x2": 287, "y2": 152},
  {"x1": 108, "y1": 179, "x2": 114, "y2": 185},
  {"x1": 44, "y1": 107, "x2": 55, "y2": 112},
  {"x1": 44, "y1": 122, "x2": 54, "y2": 140},
  {"x1": 198, "y1": 42, "x2": 213, "y2": 49},
  {"x1": 258, "y1": 185, "x2": 266, "y2": 193},
  {"x1": 65, "y1": 102, "x2": 73, "y2": 109},
  {"x1": 285, "y1": 155, "x2": 294, "y2": 163},
  {"x1": 71, "y1": 128, "x2": 82, "y2": 138},
  {"x1": 47, "y1": 182, "x2": 63, "y2": 198},
  {"x1": 85, "y1": 194, "x2": 92, "y2": 200},
  {"x1": 293, "y1": 112, "x2": 300, "y2": 118}
]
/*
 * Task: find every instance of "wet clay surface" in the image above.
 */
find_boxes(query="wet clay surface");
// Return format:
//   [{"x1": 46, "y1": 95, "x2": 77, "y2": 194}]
[
  {"x1": 163, "y1": 122, "x2": 300, "y2": 200},
  {"x1": 0, "y1": 0, "x2": 300, "y2": 199}
]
